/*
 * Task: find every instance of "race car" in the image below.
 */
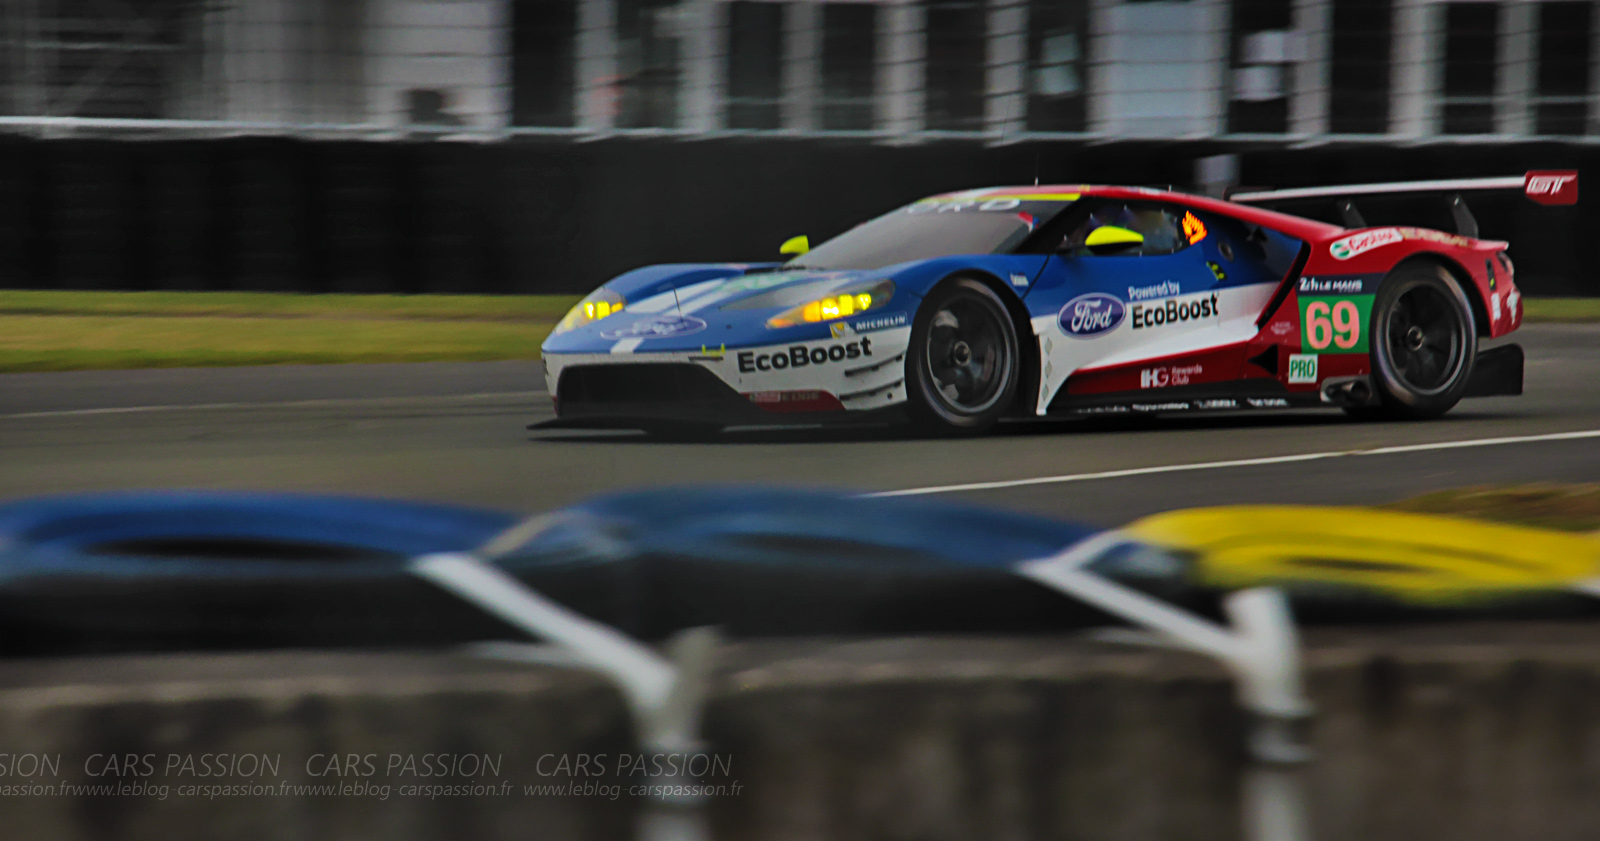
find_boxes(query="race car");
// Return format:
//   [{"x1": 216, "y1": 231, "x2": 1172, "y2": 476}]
[{"x1": 539, "y1": 171, "x2": 1576, "y2": 435}]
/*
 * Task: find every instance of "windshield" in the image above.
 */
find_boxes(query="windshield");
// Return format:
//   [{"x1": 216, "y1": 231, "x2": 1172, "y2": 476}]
[{"x1": 791, "y1": 195, "x2": 1077, "y2": 271}]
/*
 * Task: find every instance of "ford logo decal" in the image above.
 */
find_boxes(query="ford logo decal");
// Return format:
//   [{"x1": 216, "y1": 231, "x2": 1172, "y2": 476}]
[
  {"x1": 600, "y1": 314, "x2": 708, "y2": 340},
  {"x1": 1058, "y1": 293, "x2": 1125, "y2": 337}
]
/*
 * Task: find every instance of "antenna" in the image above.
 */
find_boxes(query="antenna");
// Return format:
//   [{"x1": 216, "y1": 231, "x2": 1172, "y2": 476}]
[
  {"x1": 671, "y1": 284, "x2": 682, "y2": 315},
  {"x1": 1033, "y1": 150, "x2": 1040, "y2": 186}
]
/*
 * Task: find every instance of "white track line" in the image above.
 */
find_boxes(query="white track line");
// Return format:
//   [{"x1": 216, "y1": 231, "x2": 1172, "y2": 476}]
[
  {"x1": 0, "y1": 391, "x2": 540, "y2": 420},
  {"x1": 865, "y1": 428, "x2": 1600, "y2": 498}
]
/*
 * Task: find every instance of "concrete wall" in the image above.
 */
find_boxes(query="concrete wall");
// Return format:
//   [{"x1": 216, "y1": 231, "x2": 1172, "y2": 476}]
[
  {"x1": 3, "y1": 623, "x2": 1600, "y2": 840},
  {"x1": 0, "y1": 653, "x2": 635, "y2": 841}
]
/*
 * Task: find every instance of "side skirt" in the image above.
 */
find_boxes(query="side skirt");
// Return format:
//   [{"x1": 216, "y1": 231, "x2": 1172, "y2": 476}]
[{"x1": 1046, "y1": 380, "x2": 1322, "y2": 416}]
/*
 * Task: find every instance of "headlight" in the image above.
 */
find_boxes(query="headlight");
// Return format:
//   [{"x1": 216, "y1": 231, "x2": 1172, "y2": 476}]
[
  {"x1": 553, "y1": 289, "x2": 626, "y2": 335},
  {"x1": 763, "y1": 279, "x2": 894, "y2": 329}
]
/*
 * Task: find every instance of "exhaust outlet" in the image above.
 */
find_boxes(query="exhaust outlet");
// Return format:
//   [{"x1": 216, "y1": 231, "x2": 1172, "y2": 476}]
[{"x1": 1319, "y1": 376, "x2": 1376, "y2": 407}]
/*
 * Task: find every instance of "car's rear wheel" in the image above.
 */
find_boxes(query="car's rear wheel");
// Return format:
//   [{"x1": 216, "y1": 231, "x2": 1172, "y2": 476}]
[
  {"x1": 906, "y1": 277, "x2": 1020, "y2": 434},
  {"x1": 1346, "y1": 262, "x2": 1476, "y2": 420}
]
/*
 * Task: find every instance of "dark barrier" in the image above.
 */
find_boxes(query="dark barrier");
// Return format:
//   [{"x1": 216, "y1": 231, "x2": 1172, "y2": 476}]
[{"x1": 0, "y1": 135, "x2": 1590, "y2": 296}]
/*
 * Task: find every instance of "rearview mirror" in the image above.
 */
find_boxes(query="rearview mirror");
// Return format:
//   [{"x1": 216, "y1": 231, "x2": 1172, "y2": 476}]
[
  {"x1": 780, "y1": 235, "x2": 810, "y2": 256},
  {"x1": 1082, "y1": 225, "x2": 1144, "y2": 255}
]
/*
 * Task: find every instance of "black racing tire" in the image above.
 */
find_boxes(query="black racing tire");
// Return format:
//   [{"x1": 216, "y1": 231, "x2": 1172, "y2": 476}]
[
  {"x1": 1345, "y1": 261, "x2": 1477, "y2": 421},
  {"x1": 905, "y1": 276, "x2": 1021, "y2": 434}
]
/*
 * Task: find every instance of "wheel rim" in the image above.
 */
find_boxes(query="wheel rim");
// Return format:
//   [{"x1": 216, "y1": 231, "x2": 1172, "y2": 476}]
[
  {"x1": 1382, "y1": 284, "x2": 1467, "y2": 395},
  {"x1": 924, "y1": 294, "x2": 1011, "y2": 415}
]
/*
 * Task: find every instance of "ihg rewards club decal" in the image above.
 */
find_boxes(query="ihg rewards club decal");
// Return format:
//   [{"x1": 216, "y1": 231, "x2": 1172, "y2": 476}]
[{"x1": 0, "y1": 751, "x2": 741, "y2": 803}]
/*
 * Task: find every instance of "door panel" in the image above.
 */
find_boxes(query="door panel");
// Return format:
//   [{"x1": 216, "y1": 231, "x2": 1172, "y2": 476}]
[{"x1": 1023, "y1": 203, "x2": 1291, "y2": 413}]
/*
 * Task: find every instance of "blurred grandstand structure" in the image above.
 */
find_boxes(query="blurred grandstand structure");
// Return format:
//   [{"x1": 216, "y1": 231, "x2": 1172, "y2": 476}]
[
  {"x1": 0, "y1": 0, "x2": 1594, "y2": 142},
  {"x1": 0, "y1": 0, "x2": 1591, "y2": 296}
]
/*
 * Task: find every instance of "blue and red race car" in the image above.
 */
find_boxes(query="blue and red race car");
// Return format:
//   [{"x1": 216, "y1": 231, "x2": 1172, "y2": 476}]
[{"x1": 540, "y1": 171, "x2": 1576, "y2": 435}]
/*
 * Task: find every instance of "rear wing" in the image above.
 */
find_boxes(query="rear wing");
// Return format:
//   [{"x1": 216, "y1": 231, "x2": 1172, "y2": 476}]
[{"x1": 1228, "y1": 170, "x2": 1578, "y2": 238}]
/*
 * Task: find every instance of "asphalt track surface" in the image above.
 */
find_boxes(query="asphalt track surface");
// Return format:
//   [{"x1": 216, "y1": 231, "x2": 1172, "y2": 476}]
[{"x1": 2, "y1": 324, "x2": 1597, "y2": 528}]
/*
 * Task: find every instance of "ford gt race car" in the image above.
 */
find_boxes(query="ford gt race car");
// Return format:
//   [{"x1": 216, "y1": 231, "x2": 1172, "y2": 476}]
[{"x1": 540, "y1": 171, "x2": 1576, "y2": 436}]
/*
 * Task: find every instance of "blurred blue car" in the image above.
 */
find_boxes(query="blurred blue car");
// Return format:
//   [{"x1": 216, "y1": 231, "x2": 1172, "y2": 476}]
[{"x1": 0, "y1": 488, "x2": 1166, "y2": 655}]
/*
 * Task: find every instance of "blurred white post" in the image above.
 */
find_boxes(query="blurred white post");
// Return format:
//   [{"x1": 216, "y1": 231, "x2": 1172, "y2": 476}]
[
  {"x1": 366, "y1": 0, "x2": 507, "y2": 131},
  {"x1": 1592, "y1": 2, "x2": 1600, "y2": 135},
  {"x1": 6, "y1": 0, "x2": 36, "y2": 116},
  {"x1": 1092, "y1": 0, "x2": 1226, "y2": 137},
  {"x1": 782, "y1": 1, "x2": 821, "y2": 131},
  {"x1": 216, "y1": 0, "x2": 292, "y2": 123},
  {"x1": 1391, "y1": 0, "x2": 1436, "y2": 137},
  {"x1": 1196, "y1": 153, "x2": 1238, "y2": 198},
  {"x1": 985, "y1": 0, "x2": 1028, "y2": 139},
  {"x1": 485, "y1": 0, "x2": 515, "y2": 131},
  {"x1": 577, "y1": 0, "x2": 619, "y2": 131},
  {"x1": 1197, "y1": 0, "x2": 1229, "y2": 137},
  {"x1": 680, "y1": 0, "x2": 725, "y2": 132},
  {"x1": 1496, "y1": 0, "x2": 1533, "y2": 135},
  {"x1": 1289, "y1": 0, "x2": 1330, "y2": 137},
  {"x1": 1085, "y1": 0, "x2": 1113, "y2": 134},
  {"x1": 414, "y1": 552, "x2": 718, "y2": 841},
  {"x1": 1019, "y1": 542, "x2": 1314, "y2": 841},
  {"x1": 878, "y1": 0, "x2": 925, "y2": 138}
]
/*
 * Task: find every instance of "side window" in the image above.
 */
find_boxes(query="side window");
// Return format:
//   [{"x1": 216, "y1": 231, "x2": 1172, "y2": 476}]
[{"x1": 1063, "y1": 202, "x2": 1191, "y2": 257}]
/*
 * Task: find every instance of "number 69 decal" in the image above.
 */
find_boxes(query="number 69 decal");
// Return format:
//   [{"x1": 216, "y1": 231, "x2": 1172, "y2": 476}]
[{"x1": 1300, "y1": 295, "x2": 1373, "y2": 353}]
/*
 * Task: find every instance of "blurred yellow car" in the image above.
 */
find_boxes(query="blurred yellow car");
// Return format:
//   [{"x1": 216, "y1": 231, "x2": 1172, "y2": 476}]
[{"x1": 1123, "y1": 506, "x2": 1600, "y2": 608}]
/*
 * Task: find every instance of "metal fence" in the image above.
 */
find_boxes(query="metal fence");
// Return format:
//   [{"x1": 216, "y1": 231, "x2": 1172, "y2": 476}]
[{"x1": 0, "y1": 0, "x2": 1596, "y2": 142}]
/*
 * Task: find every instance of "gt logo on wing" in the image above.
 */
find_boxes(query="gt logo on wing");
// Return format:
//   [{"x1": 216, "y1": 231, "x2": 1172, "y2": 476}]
[
  {"x1": 1524, "y1": 170, "x2": 1579, "y2": 205},
  {"x1": 1526, "y1": 174, "x2": 1574, "y2": 195},
  {"x1": 738, "y1": 338, "x2": 873, "y2": 373}
]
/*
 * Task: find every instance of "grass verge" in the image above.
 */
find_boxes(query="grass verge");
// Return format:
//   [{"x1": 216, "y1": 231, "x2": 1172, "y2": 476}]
[
  {"x1": 1384, "y1": 484, "x2": 1600, "y2": 532},
  {"x1": 0, "y1": 291, "x2": 1594, "y2": 373},
  {"x1": 0, "y1": 291, "x2": 580, "y2": 373},
  {"x1": 1522, "y1": 298, "x2": 1600, "y2": 322},
  {"x1": 0, "y1": 290, "x2": 579, "y2": 321}
]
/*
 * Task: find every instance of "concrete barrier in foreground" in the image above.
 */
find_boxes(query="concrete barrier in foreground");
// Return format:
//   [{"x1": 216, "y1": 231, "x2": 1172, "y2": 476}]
[{"x1": 1, "y1": 623, "x2": 1597, "y2": 841}]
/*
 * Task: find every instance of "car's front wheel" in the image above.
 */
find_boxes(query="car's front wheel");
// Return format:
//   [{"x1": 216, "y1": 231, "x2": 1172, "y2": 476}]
[
  {"x1": 1348, "y1": 261, "x2": 1477, "y2": 420},
  {"x1": 906, "y1": 277, "x2": 1021, "y2": 434}
]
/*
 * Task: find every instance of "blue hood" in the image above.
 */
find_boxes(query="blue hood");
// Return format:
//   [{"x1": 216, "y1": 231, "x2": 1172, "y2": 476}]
[{"x1": 543, "y1": 263, "x2": 914, "y2": 353}]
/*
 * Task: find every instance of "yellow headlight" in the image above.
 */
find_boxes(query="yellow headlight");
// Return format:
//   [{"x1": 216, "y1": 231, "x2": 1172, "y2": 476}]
[
  {"x1": 768, "y1": 281, "x2": 892, "y2": 329},
  {"x1": 555, "y1": 289, "x2": 626, "y2": 335},
  {"x1": 803, "y1": 293, "x2": 872, "y2": 322}
]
